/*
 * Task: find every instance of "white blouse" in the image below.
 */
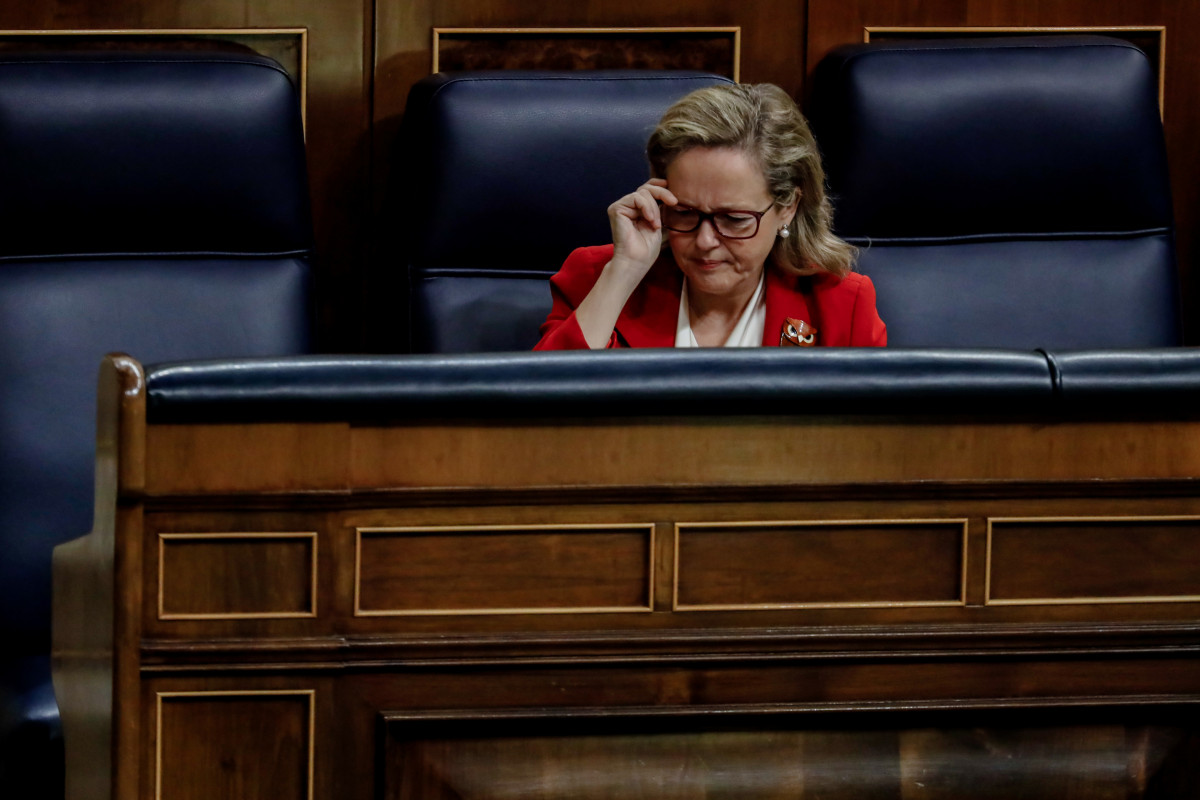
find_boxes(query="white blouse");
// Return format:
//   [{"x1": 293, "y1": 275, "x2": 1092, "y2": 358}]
[{"x1": 674, "y1": 272, "x2": 767, "y2": 348}]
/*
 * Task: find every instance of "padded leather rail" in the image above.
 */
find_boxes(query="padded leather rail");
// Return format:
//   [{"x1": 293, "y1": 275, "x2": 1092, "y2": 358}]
[
  {"x1": 1049, "y1": 349, "x2": 1200, "y2": 414},
  {"x1": 145, "y1": 349, "x2": 1054, "y2": 423}
]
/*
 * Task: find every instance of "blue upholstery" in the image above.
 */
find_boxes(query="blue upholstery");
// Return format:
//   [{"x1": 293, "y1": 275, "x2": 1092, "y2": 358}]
[
  {"x1": 399, "y1": 70, "x2": 734, "y2": 352},
  {"x1": 0, "y1": 48, "x2": 312, "y2": 798},
  {"x1": 810, "y1": 36, "x2": 1179, "y2": 348},
  {"x1": 144, "y1": 349, "x2": 1055, "y2": 422},
  {"x1": 0, "y1": 50, "x2": 311, "y2": 259},
  {"x1": 138, "y1": 343, "x2": 1200, "y2": 426},
  {"x1": 1050, "y1": 349, "x2": 1200, "y2": 412}
]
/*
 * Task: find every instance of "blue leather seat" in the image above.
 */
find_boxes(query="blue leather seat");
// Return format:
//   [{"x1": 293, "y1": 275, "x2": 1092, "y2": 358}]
[
  {"x1": 398, "y1": 70, "x2": 734, "y2": 353},
  {"x1": 810, "y1": 35, "x2": 1178, "y2": 348},
  {"x1": 0, "y1": 48, "x2": 313, "y2": 798}
]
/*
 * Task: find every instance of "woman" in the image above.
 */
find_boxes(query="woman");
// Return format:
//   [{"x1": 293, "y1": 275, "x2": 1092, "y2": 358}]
[{"x1": 533, "y1": 82, "x2": 886, "y2": 350}]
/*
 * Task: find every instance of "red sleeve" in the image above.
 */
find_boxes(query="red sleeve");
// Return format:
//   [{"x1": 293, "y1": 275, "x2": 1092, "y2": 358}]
[
  {"x1": 533, "y1": 245, "x2": 620, "y2": 351},
  {"x1": 848, "y1": 273, "x2": 887, "y2": 347}
]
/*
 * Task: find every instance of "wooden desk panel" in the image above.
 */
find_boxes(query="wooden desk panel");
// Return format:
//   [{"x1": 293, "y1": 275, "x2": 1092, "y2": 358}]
[{"x1": 54, "y1": 356, "x2": 1200, "y2": 800}]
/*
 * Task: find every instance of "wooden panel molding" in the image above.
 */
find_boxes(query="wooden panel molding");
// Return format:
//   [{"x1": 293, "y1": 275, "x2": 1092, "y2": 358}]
[
  {"x1": 432, "y1": 26, "x2": 740, "y2": 79},
  {"x1": 156, "y1": 690, "x2": 315, "y2": 800},
  {"x1": 355, "y1": 523, "x2": 655, "y2": 616},
  {"x1": 158, "y1": 532, "x2": 318, "y2": 620},
  {"x1": 987, "y1": 516, "x2": 1200, "y2": 606},
  {"x1": 674, "y1": 519, "x2": 967, "y2": 611}
]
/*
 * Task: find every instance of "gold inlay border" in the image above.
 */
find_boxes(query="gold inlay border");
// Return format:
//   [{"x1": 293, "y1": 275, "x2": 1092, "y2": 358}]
[
  {"x1": 158, "y1": 532, "x2": 318, "y2": 620},
  {"x1": 432, "y1": 26, "x2": 741, "y2": 82},
  {"x1": 0, "y1": 28, "x2": 308, "y2": 128},
  {"x1": 673, "y1": 518, "x2": 969, "y2": 611},
  {"x1": 384, "y1": 695, "x2": 1200, "y2": 725},
  {"x1": 864, "y1": 26, "x2": 1166, "y2": 115},
  {"x1": 986, "y1": 515, "x2": 1200, "y2": 606},
  {"x1": 355, "y1": 523, "x2": 656, "y2": 617},
  {"x1": 155, "y1": 690, "x2": 315, "y2": 800}
]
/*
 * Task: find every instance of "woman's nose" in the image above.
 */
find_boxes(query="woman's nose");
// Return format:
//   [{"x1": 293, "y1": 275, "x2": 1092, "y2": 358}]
[{"x1": 695, "y1": 217, "x2": 721, "y2": 248}]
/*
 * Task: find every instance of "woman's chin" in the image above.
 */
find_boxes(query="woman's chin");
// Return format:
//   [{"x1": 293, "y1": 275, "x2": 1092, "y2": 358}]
[
  {"x1": 682, "y1": 263, "x2": 758, "y2": 298},
  {"x1": 683, "y1": 271, "x2": 722, "y2": 293},
  {"x1": 680, "y1": 259, "x2": 729, "y2": 282}
]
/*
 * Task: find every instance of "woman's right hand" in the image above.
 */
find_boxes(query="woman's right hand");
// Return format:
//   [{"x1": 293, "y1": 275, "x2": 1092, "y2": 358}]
[
  {"x1": 607, "y1": 178, "x2": 678, "y2": 281},
  {"x1": 570, "y1": 180, "x2": 680, "y2": 349}
]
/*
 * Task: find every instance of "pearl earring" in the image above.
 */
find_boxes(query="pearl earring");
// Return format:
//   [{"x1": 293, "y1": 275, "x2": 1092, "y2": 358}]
[{"x1": 779, "y1": 225, "x2": 790, "y2": 239}]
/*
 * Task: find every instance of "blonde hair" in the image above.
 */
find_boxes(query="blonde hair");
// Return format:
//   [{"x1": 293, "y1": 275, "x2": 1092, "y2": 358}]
[{"x1": 646, "y1": 83, "x2": 855, "y2": 277}]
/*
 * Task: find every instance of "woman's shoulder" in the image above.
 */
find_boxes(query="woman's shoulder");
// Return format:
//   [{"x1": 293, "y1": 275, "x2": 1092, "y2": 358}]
[
  {"x1": 807, "y1": 269, "x2": 886, "y2": 346},
  {"x1": 554, "y1": 243, "x2": 678, "y2": 293},
  {"x1": 550, "y1": 244, "x2": 615, "y2": 296},
  {"x1": 811, "y1": 269, "x2": 872, "y2": 289},
  {"x1": 810, "y1": 269, "x2": 877, "y2": 303},
  {"x1": 561, "y1": 244, "x2": 615, "y2": 273}
]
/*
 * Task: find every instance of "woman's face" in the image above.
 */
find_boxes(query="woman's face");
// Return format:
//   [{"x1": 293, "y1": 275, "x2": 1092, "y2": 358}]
[{"x1": 663, "y1": 146, "x2": 797, "y2": 304}]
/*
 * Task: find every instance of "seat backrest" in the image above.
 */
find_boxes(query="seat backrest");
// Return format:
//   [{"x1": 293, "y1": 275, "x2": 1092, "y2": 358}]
[
  {"x1": 398, "y1": 70, "x2": 734, "y2": 353},
  {"x1": 810, "y1": 35, "x2": 1178, "y2": 348},
  {"x1": 0, "y1": 48, "x2": 313, "y2": 661}
]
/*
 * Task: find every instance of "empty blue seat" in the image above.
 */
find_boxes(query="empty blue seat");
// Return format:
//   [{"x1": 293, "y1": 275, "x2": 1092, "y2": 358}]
[
  {"x1": 0, "y1": 47, "x2": 313, "y2": 797},
  {"x1": 810, "y1": 35, "x2": 1178, "y2": 348}
]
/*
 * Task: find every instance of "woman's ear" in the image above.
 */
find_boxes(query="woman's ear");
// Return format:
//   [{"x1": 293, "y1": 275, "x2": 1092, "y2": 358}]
[{"x1": 781, "y1": 189, "x2": 801, "y2": 222}]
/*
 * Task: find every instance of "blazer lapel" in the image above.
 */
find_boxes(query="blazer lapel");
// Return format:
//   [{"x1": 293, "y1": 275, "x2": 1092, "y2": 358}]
[{"x1": 762, "y1": 268, "x2": 815, "y2": 347}]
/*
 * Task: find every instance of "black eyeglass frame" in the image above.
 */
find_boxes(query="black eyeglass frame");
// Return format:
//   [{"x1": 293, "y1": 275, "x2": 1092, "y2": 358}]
[{"x1": 660, "y1": 202, "x2": 776, "y2": 240}]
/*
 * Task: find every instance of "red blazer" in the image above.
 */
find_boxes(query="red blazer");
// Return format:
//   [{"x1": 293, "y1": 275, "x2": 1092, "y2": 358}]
[{"x1": 534, "y1": 244, "x2": 887, "y2": 350}]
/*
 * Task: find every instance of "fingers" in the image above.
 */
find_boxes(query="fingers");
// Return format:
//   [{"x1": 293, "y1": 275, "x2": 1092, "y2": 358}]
[
  {"x1": 638, "y1": 180, "x2": 678, "y2": 217},
  {"x1": 609, "y1": 180, "x2": 678, "y2": 230},
  {"x1": 607, "y1": 181, "x2": 674, "y2": 272},
  {"x1": 644, "y1": 178, "x2": 677, "y2": 205},
  {"x1": 629, "y1": 187, "x2": 662, "y2": 230}
]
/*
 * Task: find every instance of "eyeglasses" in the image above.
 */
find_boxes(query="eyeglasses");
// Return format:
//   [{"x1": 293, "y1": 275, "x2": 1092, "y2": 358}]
[{"x1": 660, "y1": 203, "x2": 775, "y2": 240}]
